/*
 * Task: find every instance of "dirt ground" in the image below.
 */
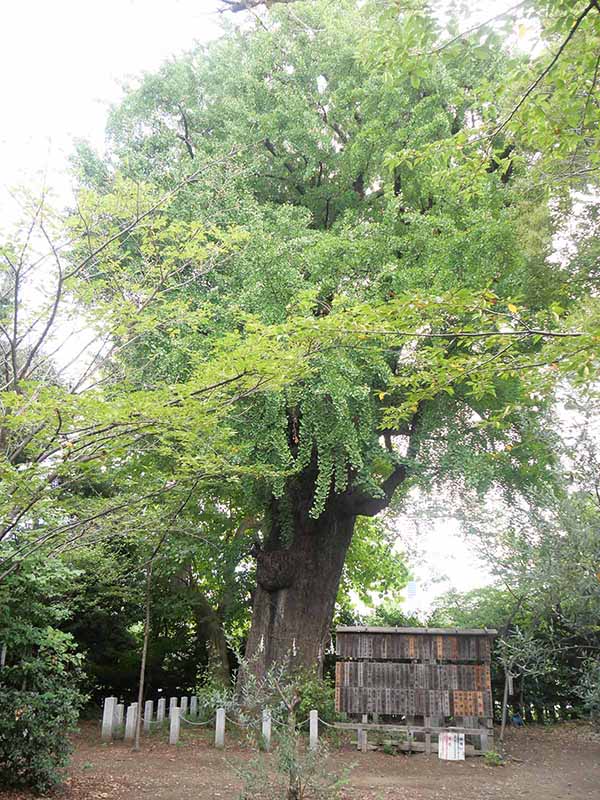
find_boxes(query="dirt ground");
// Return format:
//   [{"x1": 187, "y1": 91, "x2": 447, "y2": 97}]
[{"x1": 2, "y1": 721, "x2": 599, "y2": 800}]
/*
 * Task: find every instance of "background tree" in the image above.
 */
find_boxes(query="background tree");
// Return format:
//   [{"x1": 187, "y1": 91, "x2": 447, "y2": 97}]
[{"x1": 424, "y1": 394, "x2": 600, "y2": 725}]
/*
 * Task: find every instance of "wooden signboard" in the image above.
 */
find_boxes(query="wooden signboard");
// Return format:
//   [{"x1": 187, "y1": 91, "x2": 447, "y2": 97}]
[
  {"x1": 334, "y1": 626, "x2": 496, "y2": 755},
  {"x1": 438, "y1": 731, "x2": 465, "y2": 760}
]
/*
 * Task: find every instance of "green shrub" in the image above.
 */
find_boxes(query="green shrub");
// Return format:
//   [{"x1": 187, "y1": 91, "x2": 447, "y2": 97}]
[
  {"x1": 0, "y1": 557, "x2": 86, "y2": 792},
  {"x1": 225, "y1": 656, "x2": 349, "y2": 799},
  {"x1": 0, "y1": 685, "x2": 83, "y2": 792},
  {"x1": 294, "y1": 668, "x2": 337, "y2": 724},
  {"x1": 577, "y1": 659, "x2": 600, "y2": 730},
  {"x1": 484, "y1": 750, "x2": 504, "y2": 767},
  {"x1": 196, "y1": 678, "x2": 234, "y2": 716}
]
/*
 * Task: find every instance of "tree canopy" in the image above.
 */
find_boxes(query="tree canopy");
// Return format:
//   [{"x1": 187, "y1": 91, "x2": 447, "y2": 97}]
[{"x1": 1, "y1": 0, "x2": 599, "y2": 739}]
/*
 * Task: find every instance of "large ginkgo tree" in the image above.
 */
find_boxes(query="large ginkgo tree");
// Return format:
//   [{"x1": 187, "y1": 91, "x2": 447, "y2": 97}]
[{"x1": 63, "y1": 0, "x2": 598, "y2": 677}]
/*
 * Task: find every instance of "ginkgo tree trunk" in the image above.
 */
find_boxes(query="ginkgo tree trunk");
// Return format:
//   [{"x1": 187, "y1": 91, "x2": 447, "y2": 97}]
[{"x1": 245, "y1": 446, "x2": 412, "y2": 674}]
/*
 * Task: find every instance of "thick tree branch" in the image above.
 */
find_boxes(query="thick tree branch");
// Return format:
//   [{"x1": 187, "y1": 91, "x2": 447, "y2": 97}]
[
  {"x1": 176, "y1": 104, "x2": 195, "y2": 159},
  {"x1": 263, "y1": 138, "x2": 306, "y2": 194},
  {"x1": 351, "y1": 327, "x2": 583, "y2": 340},
  {"x1": 346, "y1": 408, "x2": 423, "y2": 517},
  {"x1": 354, "y1": 462, "x2": 408, "y2": 517}
]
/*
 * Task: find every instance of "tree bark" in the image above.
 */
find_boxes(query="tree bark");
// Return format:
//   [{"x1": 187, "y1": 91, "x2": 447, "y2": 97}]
[
  {"x1": 241, "y1": 401, "x2": 418, "y2": 685},
  {"x1": 244, "y1": 500, "x2": 356, "y2": 677},
  {"x1": 134, "y1": 564, "x2": 152, "y2": 752},
  {"x1": 242, "y1": 447, "x2": 411, "y2": 682}
]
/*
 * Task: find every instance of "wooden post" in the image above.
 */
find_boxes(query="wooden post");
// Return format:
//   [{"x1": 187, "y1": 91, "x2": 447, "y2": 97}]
[
  {"x1": 486, "y1": 718, "x2": 495, "y2": 753},
  {"x1": 215, "y1": 707, "x2": 225, "y2": 749},
  {"x1": 169, "y1": 706, "x2": 180, "y2": 745},
  {"x1": 113, "y1": 703, "x2": 124, "y2": 735},
  {"x1": 309, "y1": 710, "x2": 318, "y2": 751},
  {"x1": 480, "y1": 725, "x2": 489, "y2": 754},
  {"x1": 356, "y1": 724, "x2": 362, "y2": 751},
  {"x1": 125, "y1": 702, "x2": 138, "y2": 741},
  {"x1": 500, "y1": 670, "x2": 509, "y2": 743},
  {"x1": 262, "y1": 708, "x2": 272, "y2": 751},
  {"x1": 169, "y1": 697, "x2": 178, "y2": 717},
  {"x1": 102, "y1": 696, "x2": 116, "y2": 740},
  {"x1": 190, "y1": 696, "x2": 198, "y2": 718},
  {"x1": 360, "y1": 729, "x2": 368, "y2": 753},
  {"x1": 144, "y1": 700, "x2": 154, "y2": 732},
  {"x1": 425, "y1": 716, "x2": 431, "y2": 755},
  {"x1": 156, "y1": 698, "x2": 166, "y2": 724}
]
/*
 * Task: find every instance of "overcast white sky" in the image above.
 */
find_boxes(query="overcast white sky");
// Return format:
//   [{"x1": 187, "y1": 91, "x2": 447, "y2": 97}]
[
  {"x1": 0, "y1": 0, "x2": 224, "y2": 218},
  {"x1": 1, "y1": 0, "x2": 525, "y2": 608},
  {"x1": 0, "y1": 0, "x2": 526, "y2": 218}
]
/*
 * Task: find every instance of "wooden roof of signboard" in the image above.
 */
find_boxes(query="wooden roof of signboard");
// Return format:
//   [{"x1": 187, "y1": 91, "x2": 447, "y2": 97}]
[{"x1": 336, "y1": 626, "x2": 497, "y2": 636}]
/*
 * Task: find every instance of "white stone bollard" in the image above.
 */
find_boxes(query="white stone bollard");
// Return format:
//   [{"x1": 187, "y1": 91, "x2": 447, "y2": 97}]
[
  {"x1": 124, "y1": 702, "x2": 138, "y2": 740},
  {"x1": 262, "y1": 708, "x2": 272, "y2": 752},
  {"x1": 102, "y1": 696, "x2": 117, "y2": 740},
  {"x1": 309, "y1": 710, "x2": 319, "y2": 751},
  {"x1": 169, "y1": 706, "x2": 180, "y2": 745},
  {"x1": 180, "y1": 696, "x2": 188, "y2": 717},
  {"x1": 144, "y1": 700, "x2": 154, "y2": 732},
  {"x1": 157, "y1": 697, "x2": 166, "y2": 724},
  {"x1": 169, "y1": 697, "x2": 178, "y2": 717},
  {"x1": 190, "y1": 696, "x2": 198, "y2": 718},
  {"x1": 215, "y1": 707, "x2": 225, "y2": 749},
  {"x1": 360, "y1": 729, "x2": 368, "y2": 753},
  {"x1": 113, "y1": 703, "x2": 124, "y2": 735}
]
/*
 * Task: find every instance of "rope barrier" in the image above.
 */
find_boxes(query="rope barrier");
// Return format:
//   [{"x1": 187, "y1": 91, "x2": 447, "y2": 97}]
[
  {"x1": 222, "y1": 713, "x2": 313, "y2": 730},
  {"x1": 180, "y1": 716, "x2": 212, "y2": 726},
  {"x1": 224, "y1": 714, "x2": 252, "y2": 729},
  {"x1": 269, "y1": 715, "x2": 311, "y2": 728},
  {"x1": 104, "y1": 697, "x2": 333, "y2": 745},
  {"x1": 317, "y1": 717, "x2": 336, "y2": 728}
]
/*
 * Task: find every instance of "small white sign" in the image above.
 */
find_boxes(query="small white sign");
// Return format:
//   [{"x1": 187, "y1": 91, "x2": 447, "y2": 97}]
[{"x1": 438, "y1": 732, "x2": 465, "y2": 761}]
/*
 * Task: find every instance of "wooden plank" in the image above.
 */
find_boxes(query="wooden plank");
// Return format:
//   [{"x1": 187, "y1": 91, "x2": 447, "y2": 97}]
[
  {"x1": 333, "y1": 722, "x2": 489, "y2": 736},
  {"x1": 480, "y1": 726, "x2": 489, "y2": 753},
  {"x1": 408, "y1": 636, "x2": 416, "y2": 659},
  {"x1": 424, "y1": 716, "x2": 431, "y2": 755},
  {"x1": 395, "y1": 742, "x2": 480, "y2": 755}
]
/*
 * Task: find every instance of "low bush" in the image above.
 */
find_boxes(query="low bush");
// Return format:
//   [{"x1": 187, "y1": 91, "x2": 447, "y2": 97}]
[
  {"x1": 577, "y1": 659, "x2": 600, "y2": 731},
  {"x1": 0, "y1": 558, "x2": 86, "y2": 792},
  {"x1": 484, "y1": 750, "x2": 504, "y2": 767},
  {"x1": 0, "y1": 683, "x2": 83, "y2": 792},
  {"x1": 294, "y1": 668, "x2": 337, "y2": 724}
]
